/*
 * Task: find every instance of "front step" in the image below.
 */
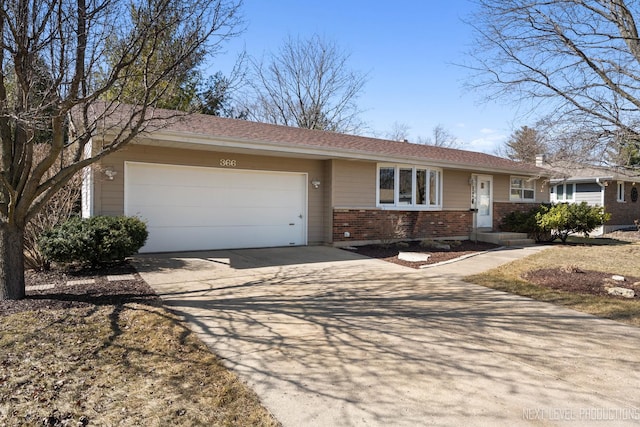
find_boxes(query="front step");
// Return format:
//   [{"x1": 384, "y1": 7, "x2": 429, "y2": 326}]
[{"x1": 473, "y1": 232, "x2": 535, "y2": 246}]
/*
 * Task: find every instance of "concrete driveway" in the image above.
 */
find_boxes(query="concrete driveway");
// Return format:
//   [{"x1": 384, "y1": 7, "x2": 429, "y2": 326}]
[{"x1": 133, "y1": 246, "x2": 640, "y2": 426}]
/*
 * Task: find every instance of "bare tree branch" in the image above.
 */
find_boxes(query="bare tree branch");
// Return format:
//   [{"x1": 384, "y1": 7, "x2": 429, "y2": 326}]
[
  {"x1": 417, "y1": 124, "x2": 464, "y2": 149},
  {"x1": 244, "y1": 34, "x2": 368, "y2": 134},
  {"x1": 0, "y1": 0, "x2": 244, "y2": 299},
  {"x1": 465, "y1": 0, "x2": 640, "y2": 168}
]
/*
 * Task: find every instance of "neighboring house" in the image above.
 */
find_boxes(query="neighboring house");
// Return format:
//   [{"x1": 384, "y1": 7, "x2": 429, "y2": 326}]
[
  {"x1": 82, "y1": 106, "x2": 549, "y2": 253},
  {"x1": 537, "y1": 156, "x2": 640, "y2": 234}
]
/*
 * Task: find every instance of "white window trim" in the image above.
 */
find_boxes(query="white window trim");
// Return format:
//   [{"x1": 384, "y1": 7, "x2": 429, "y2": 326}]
[
  {"x1": 376, "y1": 164, "x2": 443, "y2": 210},
  {"x1": 553, "y1": 182, "x2": 575, "y2": 202},
  {"x1": 510, "y1": 176, "x2": 537, "y2": 202},
  {"x1": 617, "y1": 181, "x2": 625, "y2": 202}
]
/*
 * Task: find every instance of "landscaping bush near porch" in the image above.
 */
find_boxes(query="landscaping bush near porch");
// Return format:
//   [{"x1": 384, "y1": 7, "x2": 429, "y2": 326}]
[{"x1": 501, "y1": 202, "x2": 610, "y2": 243}]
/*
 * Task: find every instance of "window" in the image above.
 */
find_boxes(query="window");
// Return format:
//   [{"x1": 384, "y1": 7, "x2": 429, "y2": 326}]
[
  {"x1": 617, "y1": 181, "x2": 625, "y2": 202},
  {"x1": 565, "y1": 183, "x2": 574, "y2": 200},
  {"x1": 377, "y1": 164, "x2": 442, "y2": 209},
  {"x1": 576, "y1": 183, "x2": 602, "y2": 193},
  {"x1": 429, "y1": 170, "x2": 440, "y2": 206},
  {"x1": 510, "y1": 177, "x2": 536, "y2": 201},
  {"x1": 416, "y1": 169, "x2": 427, "y2": 205},
  {"x1": 399, "y1": 168, "x2": 413, "y2": 204},
  {"x1": 378, "y1": 167, "x2": 395, "y2": 204},
  {"x1": 553, "y1": 183, "x2": 575, "y2": 202}
]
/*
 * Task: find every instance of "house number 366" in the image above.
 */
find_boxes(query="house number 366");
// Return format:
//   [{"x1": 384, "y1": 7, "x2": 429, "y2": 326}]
[{"x1": 220, "y1": 159, "x2": 237, "y2": 167}]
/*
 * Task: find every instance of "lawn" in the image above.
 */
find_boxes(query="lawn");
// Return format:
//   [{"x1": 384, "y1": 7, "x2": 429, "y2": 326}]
[
  {"x1": 465, "y1": 238, "x2": 640, "y2": 327},
  {"x1": 0, "y1": 275, "x2": 280, "y2": 426}
]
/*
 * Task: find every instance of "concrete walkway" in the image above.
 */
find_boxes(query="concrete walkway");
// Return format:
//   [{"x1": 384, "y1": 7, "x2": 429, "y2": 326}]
[{"x1": 133, "y1": 246, "x2": 640, "y2": 426}]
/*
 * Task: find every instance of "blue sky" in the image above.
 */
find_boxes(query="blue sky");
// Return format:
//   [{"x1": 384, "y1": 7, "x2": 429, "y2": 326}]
[{"x1": 209, "y1": 0, "x2": 533, "y2": 154}]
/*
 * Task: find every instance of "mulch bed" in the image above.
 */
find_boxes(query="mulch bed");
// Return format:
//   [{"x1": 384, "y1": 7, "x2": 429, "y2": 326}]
[
  {"x1": 524, "y1": 229, "x2": 640, "y2": 299},
  {"x1": 343, "y1": 240, "x2": 500, "y2": 269},
  {"x1": 0, "y1": 261, "x2": 161, "y2": 316},
  {"x1": 523, "y1": 268, "x2": 640, "y2": 299}
]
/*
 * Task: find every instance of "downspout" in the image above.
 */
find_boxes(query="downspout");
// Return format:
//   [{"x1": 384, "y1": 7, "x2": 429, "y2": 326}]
[
  {"x1": 595, "y1": 178, "x2": 606, "y2": 206},
  {"x1": 596, "y1": 178, "x2": 607, "y2": 234},
  {"x1": 470, "y1": 175, "x2": 478, "y2": 243}
]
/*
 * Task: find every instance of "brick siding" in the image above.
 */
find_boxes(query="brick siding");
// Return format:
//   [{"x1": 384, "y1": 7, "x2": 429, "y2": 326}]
[
  {"x1": 604, "y1": 184, "x2": 640, "y2": 226},
  {"x1": 333, "y1": 209, "x2": 472, "y2": 242}
]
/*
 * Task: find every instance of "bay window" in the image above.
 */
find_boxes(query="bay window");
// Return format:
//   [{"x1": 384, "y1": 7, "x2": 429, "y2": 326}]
[{"x1": 377, "y1": 164, "x2": 442, "y2": 209}]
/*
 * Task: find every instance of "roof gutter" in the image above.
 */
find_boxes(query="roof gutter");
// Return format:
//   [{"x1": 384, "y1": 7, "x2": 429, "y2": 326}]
[
  {"x1": 550, "y1": 176, "x2": 614, "y2": 184},
  {"x1": 100, "y1": 127, "x2": 545, "y2": 176}
]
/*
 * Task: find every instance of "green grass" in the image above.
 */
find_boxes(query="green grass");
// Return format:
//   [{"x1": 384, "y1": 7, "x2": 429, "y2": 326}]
[{"x1": 466, "y1": 241, "x2": 640, "y2": 326}]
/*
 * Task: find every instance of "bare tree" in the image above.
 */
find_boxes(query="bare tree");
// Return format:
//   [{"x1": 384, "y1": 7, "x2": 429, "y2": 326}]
[
  {"x1": 0, "y1": 0, "x2": 243, "y2": 300},
  {"x1": 245, "y1": 34, "x2": 368, "y2": 134},
  {"x1": 23, "y1": 146, "x2": 82, "y2": 270},
  {"x1": 417, "y1": 124, "x2": 463, "y2": 148},
  {"x1": 386, "y1": 121, "x2": 412, "y2": 142},
  {"x1": 467, "y1": 0, "x2": 640, "y2": 168},
  {"x1": 497, "y1": 125, "x2": 546, "y2": 163}
]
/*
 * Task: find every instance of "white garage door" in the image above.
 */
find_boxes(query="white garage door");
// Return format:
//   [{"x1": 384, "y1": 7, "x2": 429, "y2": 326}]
[{"x1": 124, "y1": 162, "x2": 307, "y2": 253}]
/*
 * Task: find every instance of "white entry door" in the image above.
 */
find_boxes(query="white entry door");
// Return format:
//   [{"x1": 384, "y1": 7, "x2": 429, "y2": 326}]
[
  {"x1": 125, "y1": 162, "x2": 307, "y2": 253},
  {"x1": 473, "y1": 175, "x2": 493, "y2": 229}
]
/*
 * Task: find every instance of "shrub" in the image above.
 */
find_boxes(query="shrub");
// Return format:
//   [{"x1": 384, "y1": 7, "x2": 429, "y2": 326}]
[
  {"x1": 500, "y1": 209, "x2": 537, "y2": 233},
  {"x1": 24, "y1": 145, "x2": 82, "y2": 270},
  {"x1": 39, "y1": 216, "x2": 148, "y2": 267},
  {"x1": 536, "y1": 202, "x2": 610, "y2": 243},
  {"x1": 500, "y1": 204, "x2": 553, "y2": 242}
]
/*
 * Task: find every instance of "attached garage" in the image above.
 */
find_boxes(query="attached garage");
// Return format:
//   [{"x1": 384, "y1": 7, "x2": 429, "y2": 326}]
[
  {"x1": 85, "y1": 107, "x2": 549, "y2": 251},
  {"x1": 124, "y1": 162, "x2": 308, "y2": 253}
]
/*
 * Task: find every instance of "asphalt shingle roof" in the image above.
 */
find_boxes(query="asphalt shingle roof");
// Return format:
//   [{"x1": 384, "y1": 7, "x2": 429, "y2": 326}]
[
  {"x1": 88, "y1": 102, "x2": 545, "y2": 174},
  {"x1": 162, "y1": 113, "x2": 544, "y2": 173},
  {"x1": 540, "y1": 160, "x2": 640, "y2": 183}
]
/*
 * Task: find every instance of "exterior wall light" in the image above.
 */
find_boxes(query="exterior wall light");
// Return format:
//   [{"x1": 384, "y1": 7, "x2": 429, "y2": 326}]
[
  {"x1": 103, "y1": 166, "x2": 117, "y2": 181},
  {"x1": 311, "y1": 179, "x2": 321, "y2": 189}
]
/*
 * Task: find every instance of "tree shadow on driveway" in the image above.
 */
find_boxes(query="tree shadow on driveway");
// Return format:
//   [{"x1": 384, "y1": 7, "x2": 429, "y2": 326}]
[{"x1": 134, "y1": 251, "x2": 640, "y2": 426}]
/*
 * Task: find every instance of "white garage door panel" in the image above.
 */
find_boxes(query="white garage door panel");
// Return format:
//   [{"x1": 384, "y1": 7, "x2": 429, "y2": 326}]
[
  {"x1": 135, "y1": 206, "x2": 301, "y2": 228},
  {"x1": 129, "y1": 183, "x2": 302, "y2": 208},
  {"x1": 147, "y1": 225, "x2": 300, "y2": 252},
  {"x1": 125, "y1": 162, "x2": 307, "y2": 253}
]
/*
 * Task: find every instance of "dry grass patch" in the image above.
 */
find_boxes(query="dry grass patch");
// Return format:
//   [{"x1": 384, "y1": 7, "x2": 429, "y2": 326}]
[
  {"x1": 466, "y1": 243, "x2": 640, "y2": 327},
  {"x1": 0, "y1": 301, "x2": 279, "y2": 426}
]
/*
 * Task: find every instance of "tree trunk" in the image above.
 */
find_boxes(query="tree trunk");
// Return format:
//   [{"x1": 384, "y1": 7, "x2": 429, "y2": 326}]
[{"x1": 0, "y1": 223, "x2": 26, "y2": 300}]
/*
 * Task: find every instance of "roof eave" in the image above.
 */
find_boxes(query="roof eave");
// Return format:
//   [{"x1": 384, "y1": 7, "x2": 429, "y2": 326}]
[
  {"x1": 549, "y1": 175, "x2": 640, "y2": 184},
  {"x1": 123, "y1": 128, "x2": 546, "y2": 176}
]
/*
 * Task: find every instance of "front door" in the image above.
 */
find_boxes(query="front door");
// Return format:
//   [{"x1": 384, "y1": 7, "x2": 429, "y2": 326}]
[{"x1": 473, "y1": 175, "x2": 493, "y2": 229}]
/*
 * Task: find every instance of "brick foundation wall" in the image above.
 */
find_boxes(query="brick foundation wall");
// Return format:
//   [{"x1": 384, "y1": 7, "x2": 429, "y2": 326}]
[
  {"x1": 332, "y1": 209, "x2": 472, "y2": 242},
  {"x1": 604, "y1": 185, "x2": 640, "y2": 226},
  {"x1": 493, "y1": 202, "x2": 540, "y2": 230}
]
